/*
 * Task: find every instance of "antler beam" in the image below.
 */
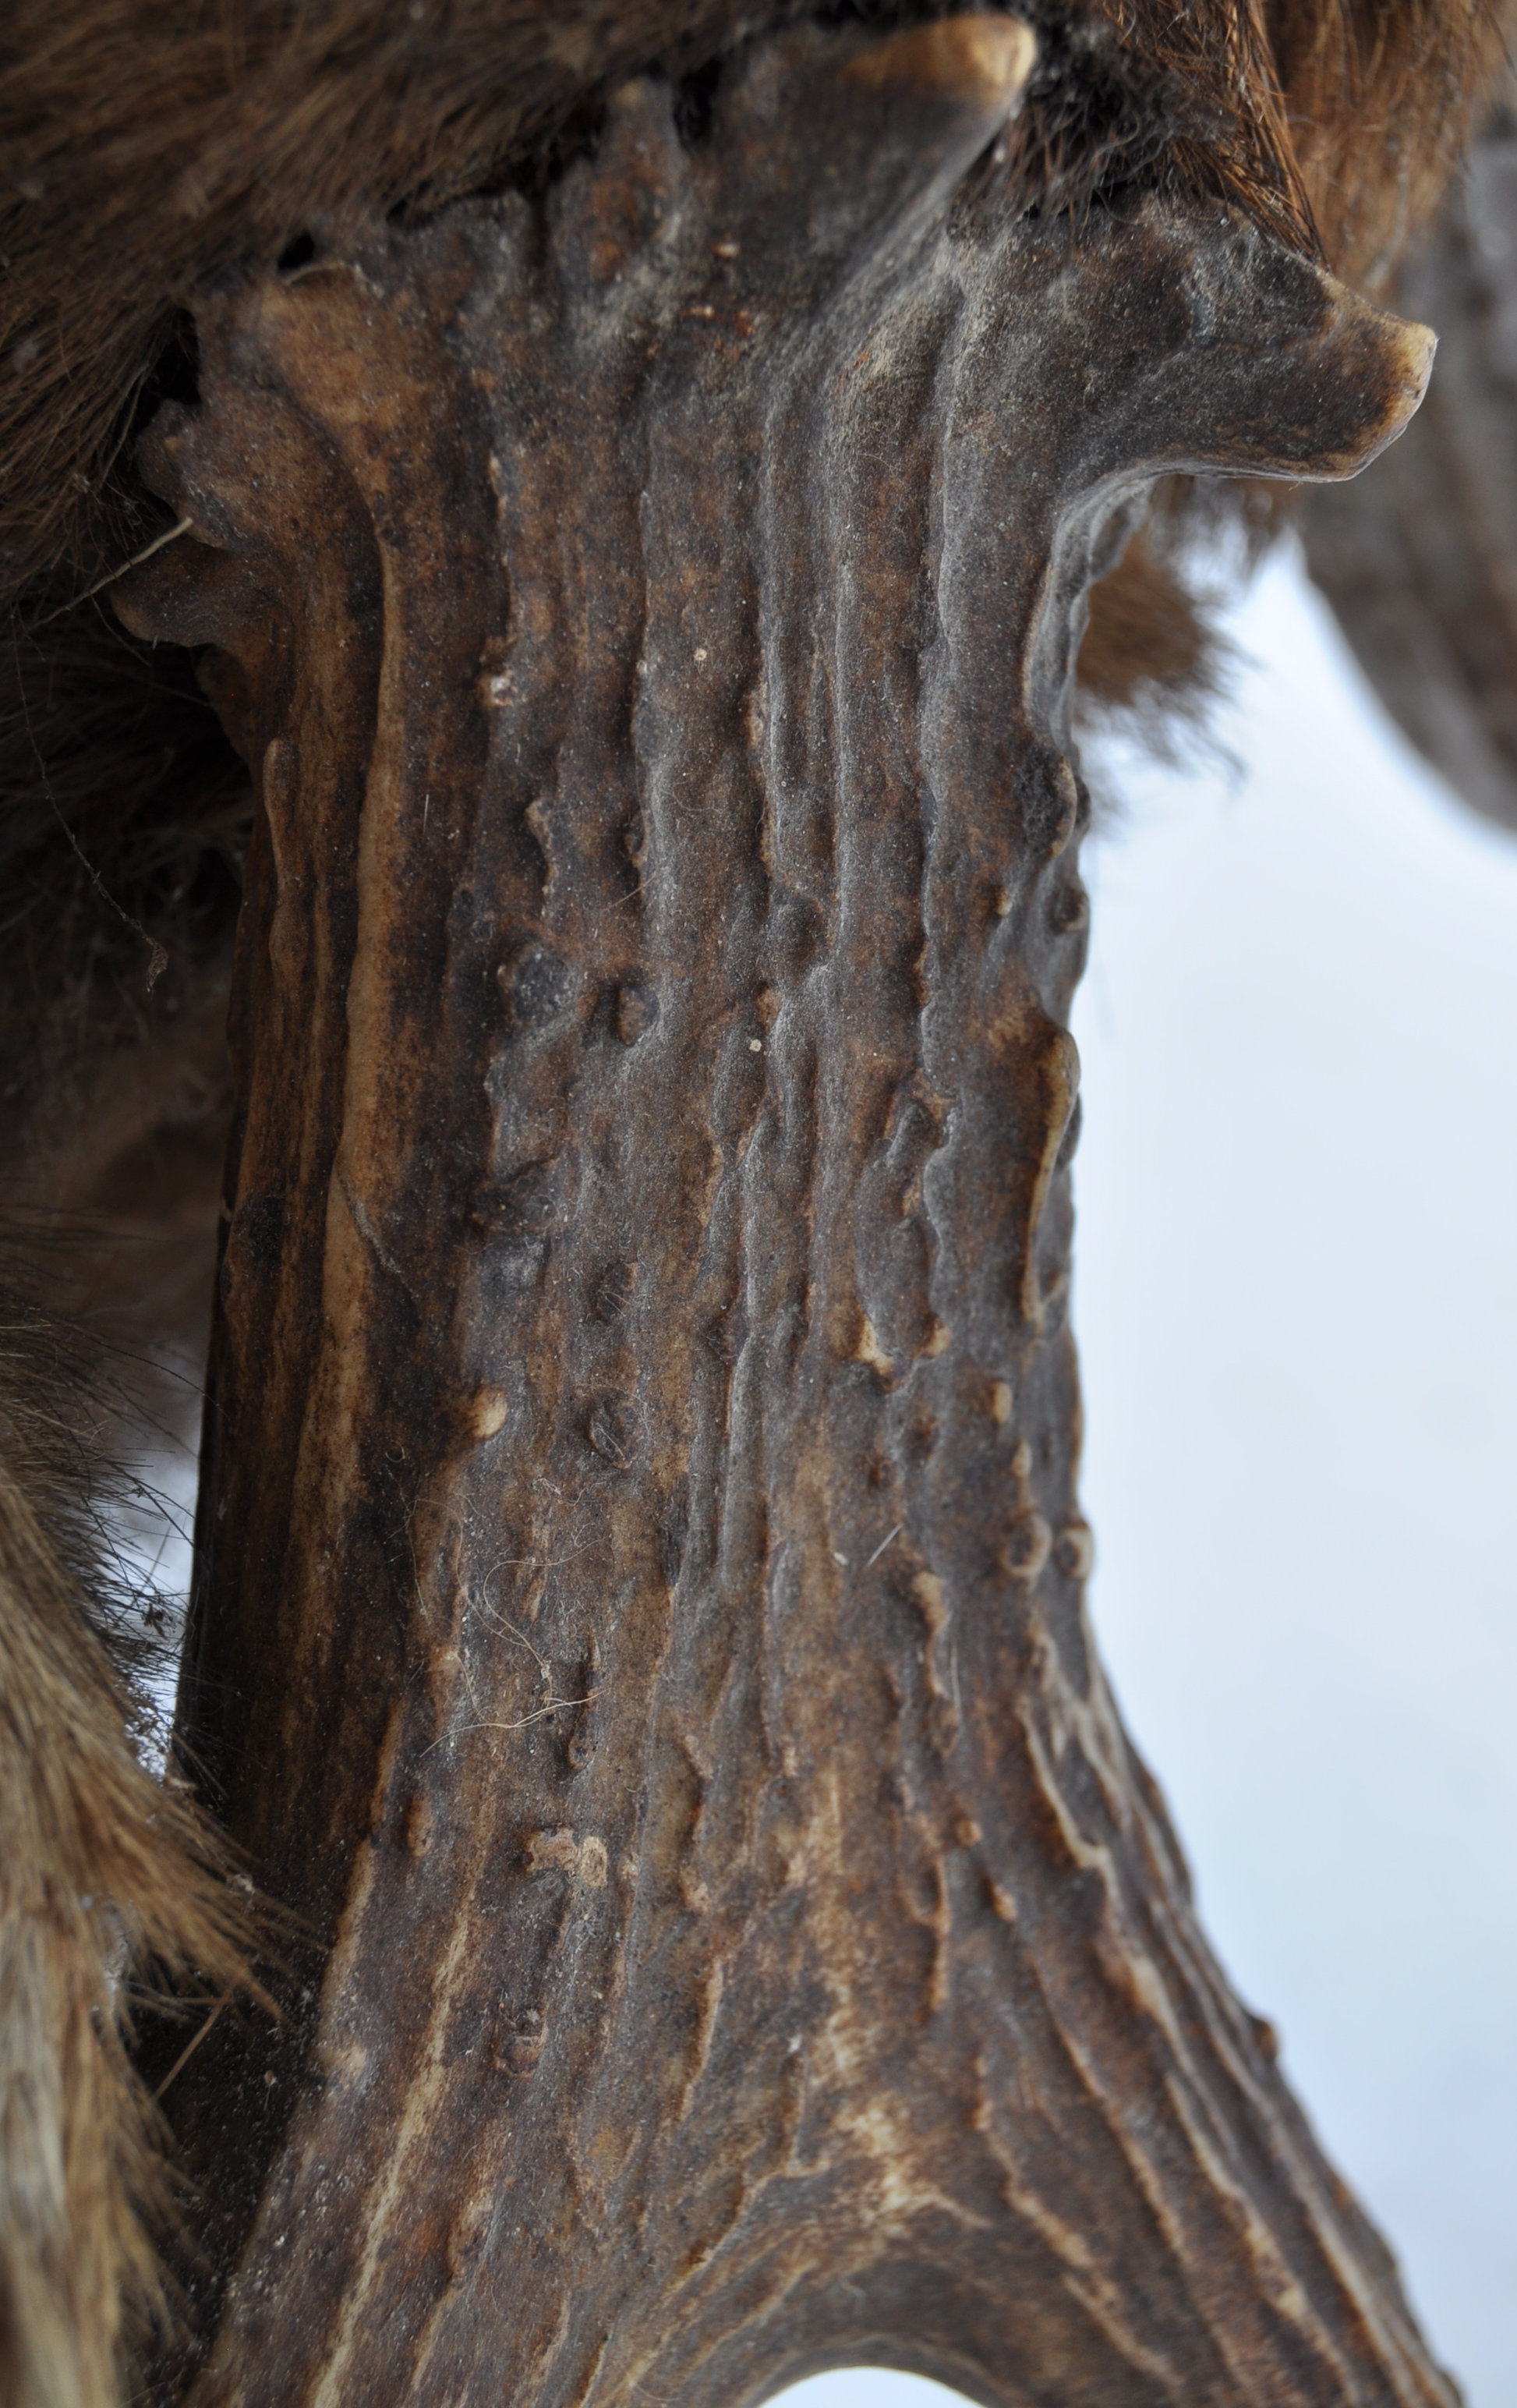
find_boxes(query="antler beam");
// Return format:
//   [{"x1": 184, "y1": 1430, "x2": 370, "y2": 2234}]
[{"x1": 120, "y1": 23, "x2": 1441, "y2": 2405}]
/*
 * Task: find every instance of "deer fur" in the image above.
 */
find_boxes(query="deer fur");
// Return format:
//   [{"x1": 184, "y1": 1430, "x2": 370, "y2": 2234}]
[
  {"x1": 0, "y1": 4, "x2": 1509, "y2": 2403},
  {"x1": 0, "y1": 1280, "x2": 255, "y2": 2408}
]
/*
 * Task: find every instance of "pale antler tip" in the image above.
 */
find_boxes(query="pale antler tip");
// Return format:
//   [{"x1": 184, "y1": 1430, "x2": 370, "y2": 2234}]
[{"x1": 841, "y1": 15, "x2": 1037, "y2": 118}]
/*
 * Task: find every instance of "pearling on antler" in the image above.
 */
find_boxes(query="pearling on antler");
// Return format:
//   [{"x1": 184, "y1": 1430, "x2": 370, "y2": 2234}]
[{"x1": 118, "y1": 20, "x2": 1441, "y2": 2406}]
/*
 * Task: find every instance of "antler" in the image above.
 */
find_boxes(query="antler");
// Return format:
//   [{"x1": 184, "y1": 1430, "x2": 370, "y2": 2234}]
[{"x1": 119, "y1": 23, "x2": 1441, "y2": 2404}]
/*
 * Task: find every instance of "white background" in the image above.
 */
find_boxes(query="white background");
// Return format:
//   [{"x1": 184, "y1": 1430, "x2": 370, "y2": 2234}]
[{"x1": 779, "y1": 546, "x2": 1517, "y2": 2408}]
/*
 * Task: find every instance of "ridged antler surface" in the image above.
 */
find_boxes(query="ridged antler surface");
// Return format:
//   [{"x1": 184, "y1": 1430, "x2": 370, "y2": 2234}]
[{"x1": 119, "y1": 22, "x2": 1441, "y2": 2404}]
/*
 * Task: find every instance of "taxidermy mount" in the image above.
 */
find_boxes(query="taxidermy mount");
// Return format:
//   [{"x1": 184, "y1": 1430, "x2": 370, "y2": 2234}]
[{"x1": 1, "y1": 3, "x2": 1511, "y2": 2404}]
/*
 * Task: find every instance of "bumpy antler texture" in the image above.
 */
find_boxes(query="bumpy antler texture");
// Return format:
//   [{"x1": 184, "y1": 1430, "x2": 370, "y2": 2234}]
[{"x1": 106, "y1": 23, "x2": 1448, "y2": 2405}]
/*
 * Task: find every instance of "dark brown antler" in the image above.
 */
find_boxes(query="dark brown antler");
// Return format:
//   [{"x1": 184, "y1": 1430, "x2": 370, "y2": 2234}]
[{"x1": 118, "y1": 22, "x2": 1439, "y2": 2404}]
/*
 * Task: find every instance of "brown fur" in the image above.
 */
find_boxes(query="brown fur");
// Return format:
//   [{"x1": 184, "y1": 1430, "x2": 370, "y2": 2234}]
[
  {"x1": 1077, "y1": 526, "x2": 1229, "y2": 749},
  {"x1": 0, "y1": 5, "x2": 1511, "y2": 2404},
  {"x1": 0, "y1": 604, "x2": 245, "y2": 1194},
  {"x1": 0, "y1": 1277, "x2": 257, "y2": 2408},
  {"x1": 1271, "y1": 0, "x2": 1511, "y2": 289}
]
